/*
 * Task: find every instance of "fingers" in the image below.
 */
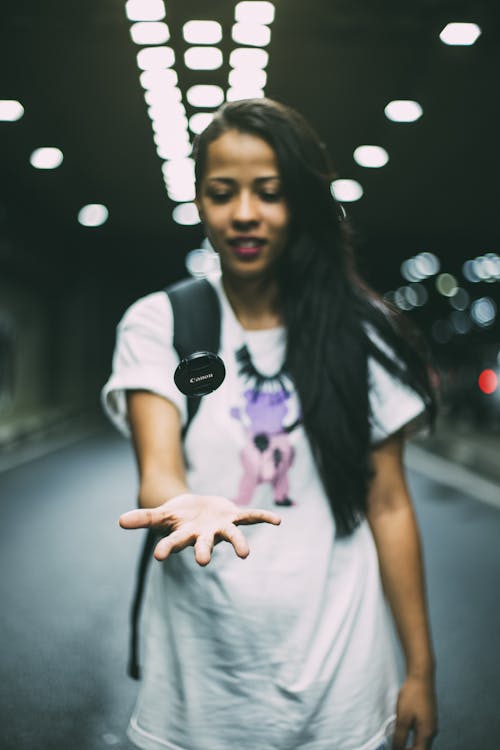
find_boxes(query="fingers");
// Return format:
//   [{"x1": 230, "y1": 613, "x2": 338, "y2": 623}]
[
  {"x1": 194, "y1": 535, "x2": 215, "y2": 566},
  {"x1": 119, "y1": 508, "x2": 164, "y2": 529},
  {"x1": 413, "y1": 723, "x2": 439, "y2": 750},
  {"x1": 154, "y1": 530, "x2": 195, "y2": 561},
  {"x1": 392, "y1": 719, "x2": 412, "y2": 750},
  {"x1": 155, "y1": 530, "x2": 215, "y2": 567},
  {"x1": 218, "y1": 525, "x2": 250, "y2": 559},
  {"x1": 235, "y1": 509, "x2": 282, "y2": 526}
]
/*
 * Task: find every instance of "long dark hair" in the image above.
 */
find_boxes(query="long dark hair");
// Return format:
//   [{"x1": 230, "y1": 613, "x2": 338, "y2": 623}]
[{"x1": 193, "y1": 98, "x2": 436, "y2": 536}]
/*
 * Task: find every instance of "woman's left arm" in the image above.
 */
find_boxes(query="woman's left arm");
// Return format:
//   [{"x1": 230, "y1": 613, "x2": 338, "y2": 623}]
[{"x1": 367, "y1": 433, "x2": 439, "y2": 750}]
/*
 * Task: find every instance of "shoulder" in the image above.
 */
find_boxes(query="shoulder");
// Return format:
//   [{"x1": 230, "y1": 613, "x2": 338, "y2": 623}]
[
  {"x1": 119, "y1": 291, "x2": 173, "y2": 333},
  {"x1": 117, "y1": 291, "x2": 173, "y2": 340}
]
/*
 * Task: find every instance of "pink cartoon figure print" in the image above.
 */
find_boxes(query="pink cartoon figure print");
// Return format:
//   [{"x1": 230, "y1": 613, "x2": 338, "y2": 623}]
[{"x1": 230, "y1": 384, "x2": 298, "y2": 507}]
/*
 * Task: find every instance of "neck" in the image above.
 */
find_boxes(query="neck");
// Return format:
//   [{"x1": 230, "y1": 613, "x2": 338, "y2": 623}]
[{"x1": 221, "y1": 273, "x2": 283, "y2": 330}]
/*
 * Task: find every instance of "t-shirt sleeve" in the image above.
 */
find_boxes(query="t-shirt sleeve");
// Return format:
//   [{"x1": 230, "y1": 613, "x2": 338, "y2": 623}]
[
  {"x1": 368, "y1": 355, "x2": 428, "y2": 445},
  {"x1": 101, "y1": 292, "x2": 187, "y2": 437}
]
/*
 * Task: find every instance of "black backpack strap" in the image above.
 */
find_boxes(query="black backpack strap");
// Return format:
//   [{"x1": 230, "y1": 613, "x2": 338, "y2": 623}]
[
  {"x1": 167, "y1": 277, "x2": 221, "y2": 435},
  {"x1": 128, "y1": 276, "x2": 221, "y2": 680}
]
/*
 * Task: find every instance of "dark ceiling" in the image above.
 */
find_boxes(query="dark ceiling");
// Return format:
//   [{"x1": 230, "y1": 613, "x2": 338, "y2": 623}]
[{"x1": 1, "y1": 0, "x2": 498, "y2": 307}]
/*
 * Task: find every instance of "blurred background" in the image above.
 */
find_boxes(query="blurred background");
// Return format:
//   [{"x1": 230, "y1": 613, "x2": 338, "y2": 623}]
[{"x1": 1, "y1": 1, "x2": 499, "y2": 749}]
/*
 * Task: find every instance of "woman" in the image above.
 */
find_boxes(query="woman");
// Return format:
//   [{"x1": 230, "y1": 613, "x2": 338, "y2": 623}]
[{"x1": 102, "y1": 98, "x2": 438, "y2": 750}]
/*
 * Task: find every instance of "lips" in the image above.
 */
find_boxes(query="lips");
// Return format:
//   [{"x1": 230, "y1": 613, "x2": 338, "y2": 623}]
[{"x1": 228, "y1": 236, "x2": 265, "y2": 259}]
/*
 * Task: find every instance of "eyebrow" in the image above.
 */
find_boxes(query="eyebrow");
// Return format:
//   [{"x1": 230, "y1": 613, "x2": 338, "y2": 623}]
[{"x1": 206, "y1": 176, "x2": 281, "y2": 185}]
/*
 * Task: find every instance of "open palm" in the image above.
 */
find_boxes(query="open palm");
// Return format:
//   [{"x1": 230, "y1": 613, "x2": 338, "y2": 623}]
[{"x1": 119, "y1": 493, "x2": 282, "y2": 566}]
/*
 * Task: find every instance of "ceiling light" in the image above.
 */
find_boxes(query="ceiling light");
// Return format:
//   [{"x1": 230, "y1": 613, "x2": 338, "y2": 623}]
[
  {"x1": 140, "y1": 69, "x2": 178, "y2": 89},
  {"x1": 156, "y1": 142, "x2": 192, "y2": 160},
  {"x1": 78, "y1": 204, "x2": 109, "y2": 227},
  {"x1": 449, "y1": 288, "x2": 470, "y2": 311},
  {"x1": 152, "y1": 117, "x2": 189, "y2": 135},
  {"x1": 162, "y1": 158, "x2": 195, "y2": 189},
  {"x1": 462, "y1": 259, "x2": 481, "y2": 282},
  {"x1": 231, "y1": 23, "x2": 271, "y2": 47},
  {"x1": 394, "y1": 289, "x2": 412, "y2": 311},
  {"x1": 229, "y1": 47, "x2": 268, "y2": 68},
  {"x1": 152, "y1": 125, "x2": 189, "y2": 145},
  {"x1": 152, "y1": 120, "x2": 189, "y2": 140},
  {"x1": 450, "y1": 311, "x2": 472, "y2": 335},
  {"x1": 0, "y1": 100, "x2": 24, "y2": 121},
  {"x1": 353, "y1": 145, "x2": 389, "y2": 168},
  {"x1": 471, "y1": 297, "x2": 496, "y2": 327},
  {"x1": 186, "y1": 85, "x2": 224, "y2": 108},
  {"x1": 189, "y1": 112, "x2": 214, "y2": 134},
  {"x1": 414, "y1": 251, "x2": 440, "y2": 276},
  {"x1": 137, "y1": 46, "x2": 175, "y2": 70},
  {"x1": 173, "y1": 203, "x2": 201, "y2": 226},
  {"x1": 439, "y1": 22, "x2": 481, "y2": 46},
  {"x1": 402, "y1": 286, "x2": 420, "y2": 308},
  {"x1": 154, "y1": 117, "x2": 189, "y2": 135},
  {"x1": 471, "y1": 252, "x2": 500, "y2": 282},
  {"x1": 166, "y1": 184, "x2": 196, "y2": 202},
  {"x1": 401, "y1": 259, "x2": 423, "y2": 282},
  {"x1": 235, "y1": 2, "x2": 275, "y2": 25},
  {"x1": 29, "y1": 147, "x2": 64, "y2": 169},
  {"x1": 435, "y1": 273, "x2": 458, "y2": 297},
  {"x1": 330, "y1": 179, "x2": 363, "y2": 202},
  {"x1": 145, "y1": 86, "x2": 182, "y2": 106},
  {"x1": 408, "y1": 283, "x2": 428, "y2": 306},
  {"x1": 384, "y1": 100, "x2": 423, "y2": 123},
  {"x1": 185, "y1": 247, "x2": 221, "y2": 278},
  {"x1": 130, "y1": 21, "x2": 170, "y2": 45},
  {"x1": 472, "y1": 256, "x2": 490, "y2": 281},
  {"x1": 153, "y1": 127, "x2": 190, "y2": 145},
  {"x1": 184, "y1": 47, "x2": 223, "y2": 70},
  {"x1": 183, "y1": 20, "x2": 222, "y2": 45},
  {"x1": 229, "y1": 68, "x2": 267, "y2": 89},
  {"x1": 125, "y1": 0, "x2": 165, "y2": 21},
  {"x1": 226, "y1": 87, "x2": 265, "y2": 102}
]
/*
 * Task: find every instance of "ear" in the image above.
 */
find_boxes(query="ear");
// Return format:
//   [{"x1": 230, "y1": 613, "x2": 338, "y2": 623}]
[{"x1": 195, "y1": 197, "x2": 204, "y2": 221}]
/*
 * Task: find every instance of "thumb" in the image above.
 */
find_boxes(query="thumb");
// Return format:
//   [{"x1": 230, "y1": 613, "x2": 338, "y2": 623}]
[{"x1": 119, "y1": 508, "x2": 156, "y2": 529}]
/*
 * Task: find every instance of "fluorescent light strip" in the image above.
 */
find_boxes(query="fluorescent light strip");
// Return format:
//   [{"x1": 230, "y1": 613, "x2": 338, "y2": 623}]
[
  {"x1": 184, "y1": 46, "x2": 223, "y2": 70},
  {"x1": 130, "y1": 21, "x2": 170, "y2": 45},
  {"x1": 126, "y1": 4, "x2": 277, "y2": 224},
  {"x1": 125, "y1": 0, "x2": 199, "y2": 215},
  {"x1": 183, "y1": 20, "x2": 222, "y2": 45},
  {"x1": 125, "y1": 0, "x2": 166, "y2": 21},
  {"x1": 226, "y1": 3, "x2": 275, "y2": 104},
  {"x1": 235, "y1": 2, "x2": 275, "y2": 24}
]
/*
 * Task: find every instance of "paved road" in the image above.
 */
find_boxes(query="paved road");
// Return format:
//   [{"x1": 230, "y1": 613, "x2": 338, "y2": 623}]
[{"x1": 0, "y1": 428, "x2": 499, "y2": 750}]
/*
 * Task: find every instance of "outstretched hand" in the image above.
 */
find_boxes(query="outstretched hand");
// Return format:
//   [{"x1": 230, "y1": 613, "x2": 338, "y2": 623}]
[{"x1": 119, "y1": 493, "x2": 282, "y2": 566}]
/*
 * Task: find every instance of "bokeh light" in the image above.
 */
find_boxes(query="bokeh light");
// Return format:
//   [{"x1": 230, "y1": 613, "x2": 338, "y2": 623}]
[{"x1": 478, "y1": 369, "x2": 498, "y2": 395}]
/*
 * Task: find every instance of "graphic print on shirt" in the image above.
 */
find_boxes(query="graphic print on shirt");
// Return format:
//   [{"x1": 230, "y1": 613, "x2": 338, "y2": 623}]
[{"x1": 230, "y1": 344, "x2": 300, "y2": 507}]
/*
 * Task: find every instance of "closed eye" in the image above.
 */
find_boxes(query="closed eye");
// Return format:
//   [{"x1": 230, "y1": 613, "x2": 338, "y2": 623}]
[
  {"x1": 260, "y1": 192, "x2": 282, "y2": 202},
  {"x1": 208, "y1": 192, "x2": 231, "y2": 203}
]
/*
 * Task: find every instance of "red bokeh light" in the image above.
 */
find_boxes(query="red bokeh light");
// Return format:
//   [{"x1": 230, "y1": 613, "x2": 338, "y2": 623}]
[{"x1": 478, "y1": 369, "x2": 498, "y2": 395}]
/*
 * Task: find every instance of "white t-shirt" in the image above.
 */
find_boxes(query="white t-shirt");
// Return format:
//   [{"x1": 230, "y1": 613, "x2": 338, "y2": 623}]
[{"x1": 102, "y1": 277, "x2": 426, "y2": 750}]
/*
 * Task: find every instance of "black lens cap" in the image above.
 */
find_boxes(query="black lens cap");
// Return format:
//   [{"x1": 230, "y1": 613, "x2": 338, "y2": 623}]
[{"x1": 174, "y1": 351, "x2": 226, "y2": 397}]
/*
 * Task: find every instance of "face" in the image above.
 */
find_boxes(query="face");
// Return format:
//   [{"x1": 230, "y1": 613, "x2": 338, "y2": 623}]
[{"x1": 196, "y1": 130, "x2": 290, "y2": 281}]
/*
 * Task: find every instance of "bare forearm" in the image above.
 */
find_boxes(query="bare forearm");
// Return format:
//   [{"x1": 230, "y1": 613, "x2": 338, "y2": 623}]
[
  {"x1": 138, "y1": 473, "x2": 190, "y2": 509},
  {"x1": 368, "y1": 504, "x2": 436, "y2": 678}
]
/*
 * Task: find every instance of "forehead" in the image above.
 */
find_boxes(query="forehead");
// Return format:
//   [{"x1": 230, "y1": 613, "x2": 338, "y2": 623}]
[{"x1": 202, "y1": 130, "x2": 280, "y2": 179}]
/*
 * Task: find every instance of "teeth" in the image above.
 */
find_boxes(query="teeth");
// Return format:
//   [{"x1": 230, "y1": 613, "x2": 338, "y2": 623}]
[{"x1": 234, "y1": 239, "x2": 260, "y2": 247}]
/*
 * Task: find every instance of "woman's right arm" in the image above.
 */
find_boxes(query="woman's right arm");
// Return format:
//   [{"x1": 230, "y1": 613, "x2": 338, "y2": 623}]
[
  {"x1": 126, "y1": 389, "x2": 189, "y2": 509},
  {"x1": 120, "y1": 389, "x2": 282, "y2": 566}
]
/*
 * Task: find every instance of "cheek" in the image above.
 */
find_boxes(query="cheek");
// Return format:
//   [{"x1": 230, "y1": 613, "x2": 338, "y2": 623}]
[
  {"x1": 269, "y1": 209, "x2": 290, "y2": 240},
  {"x1": 200, "y1": 207, "x2": 225, "y2": 235}
]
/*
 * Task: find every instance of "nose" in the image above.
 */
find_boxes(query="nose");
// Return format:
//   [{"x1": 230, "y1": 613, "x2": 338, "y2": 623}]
[{"x1": 231, "y1": 191, "x2": 259, "y2": 227}]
